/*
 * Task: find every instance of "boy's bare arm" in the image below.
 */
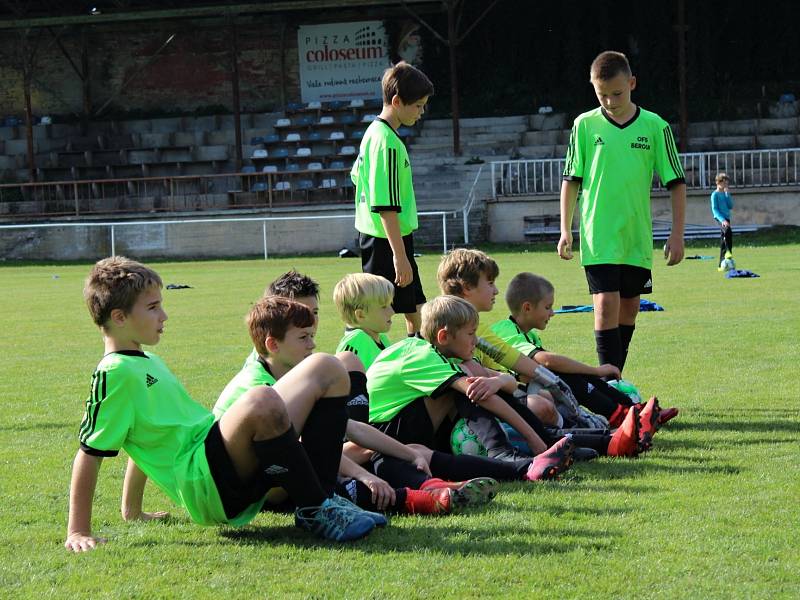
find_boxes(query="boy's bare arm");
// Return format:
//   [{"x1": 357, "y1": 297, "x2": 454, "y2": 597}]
[
  {"x1": 65, "y1": 450, "x2": 105, "y2": 552},
  {"x1": 665, "y1": 183, "x2": 686, "y2": 266},
  {"x1": 557, "y1": 180, "x2": 580, "y2": 259},
  {"x1": 121, "y1": 458, "x2": 169, "y2": 522},
  {"x1": 379, "y1": 211, "x2": 412, "y2": 287},
  {"x1": 345, "y1": 419, "x2": 431, "y2": 475},
  {"x1": 533, "y1": 350, "x2": 620, "y2": 380}
]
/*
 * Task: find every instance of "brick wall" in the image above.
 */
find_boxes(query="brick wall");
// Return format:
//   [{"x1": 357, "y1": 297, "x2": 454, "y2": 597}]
[{"x1": 0, "y1": 17, "x2": 302, "y2": 118}]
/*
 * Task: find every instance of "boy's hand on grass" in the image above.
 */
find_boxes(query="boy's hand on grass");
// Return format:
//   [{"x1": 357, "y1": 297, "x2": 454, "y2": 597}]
[
  {"x1": 596, "y1": 364, "x2": 621, "y2": 380},
  {"x1": 64, "y1": 532, "x2": 106, "y2": 553},
  {"x1": 359, "y1": 473, "x2": 396, "y2": 510},
  {"x1": 466, "y1": 376, "x2": 502, "y2": 403},
  {"x1": 393, "y1": 254, "x2": 413, "y2": 287},
  {"x1": 557, "y1": 234, "x2": 574, "y2": 260},
  {"x1": 128, "y1": 510, "x2": 170, "y2": 522}
]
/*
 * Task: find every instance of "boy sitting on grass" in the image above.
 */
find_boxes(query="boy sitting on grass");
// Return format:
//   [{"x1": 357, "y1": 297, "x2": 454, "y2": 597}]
[
  {"x1": 214, "y1": 295, "x2": 496, "y2": 516},
  {"x1": 491, "y1": 272, "x2": 678, "y2": 449},
  {"x1": 368, "y1": 294, "x2": 576, "y2": 482},
  {"x1": 66, "y1": 257, "x2": 376, "y2": 553}
]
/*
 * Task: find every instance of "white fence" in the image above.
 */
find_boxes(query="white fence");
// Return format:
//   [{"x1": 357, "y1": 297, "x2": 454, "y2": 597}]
[
  {"x1": 491, "y1": 147, "x2": 800, "y2": 198},
  {"x1": 0, "y1": 211, "x2": 454, "y2": 260}
]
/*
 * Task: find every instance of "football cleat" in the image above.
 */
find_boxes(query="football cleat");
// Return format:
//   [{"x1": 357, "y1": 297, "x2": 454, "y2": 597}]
[
  {"x1": 294, "y1": 497, "x2": 375, "y2": 541},
  {"x1": 326, "y1": 493, "x2": 388, "y2": 527},
  {"x1": 607, "y1": 403, "x2": 641, "y2": 457},
  {"x1": 656, "y1": 406, "x2": 680, "y2": 427},
  {"x1": 638, "y1": 397, "x2": 660, "y2": 451},
  {"x1": 404, "y1": 487, "x2": 453, "y2": 515},
  {"x1": 420, "y1": 477, "x2": 499, "y2": 507},
  {"x1": 525, "y1": 435, "x2": 575, "y2": 481}
]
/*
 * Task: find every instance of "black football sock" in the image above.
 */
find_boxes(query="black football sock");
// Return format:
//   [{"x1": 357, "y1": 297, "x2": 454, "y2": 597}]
[
  {"x1": 430, "y1": 449, "x2": 529, "y2": 481},
  {"x1": 346, "y1": 371, "x2": 369, "y2": 423},
  {"x1": 588, "y1": 375, "x2": 634, "y2": 407},
  {"x1": 336, "y1": 479, "x2": 407, "y2": 513},
  {"x1": 619, "y1": 324, "x2": 636, "y2": 372},
  {"x1": 595, "y1": 327, "x2": 623, "y2": 371},
  {"x1": 554, "y1": 372, "x2": 615, "y2": 418},
  {"x1": 372, "y1": 455, "x2": 429, "y2": 489},
  {"x1": 252, "y1": 426, "x2": 327, "y2": 508},
  {"x1": 565, "y1": 432, "x2": 612, "y2": 456},
  {"x1": 299, "y1": 395, "x2": 348, "y2": 496}
]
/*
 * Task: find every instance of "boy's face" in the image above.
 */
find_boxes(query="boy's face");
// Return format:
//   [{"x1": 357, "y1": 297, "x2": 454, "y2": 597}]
[
  {"x1": 591, "y1": 72, "x2": 636, "y2": 118},
  {"x1": 529, "y1": 292, "x2": 555, "y2": 331},
  {"x1": 438, "y1": 320, "x2": 478, "y2": 361},
  {"x1": 270, "y1": 324, "x2": 316, "y2": 368},
  {"x1": 463, "y1": 273, "x2": 498, "y2": 312},
  {"x1": 358, "y1": 299, "x2": 395, "y2": 335},
  {"x1": 293, "y1": 295, "x2": 319, "y2": 330},
  {"x1": 114, "y1": 285, "x2": 168, "y2": 349},
  {"x1": 394, "y1": 95, "x2": 428, "y2": 127}
]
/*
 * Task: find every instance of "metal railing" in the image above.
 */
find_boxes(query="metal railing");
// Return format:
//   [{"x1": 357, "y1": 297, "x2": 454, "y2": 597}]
[
  {"x1": 491, "y1": 147, "x2": 800, "y2": 199},
  {"x1": 461, "y1": 163, "x2": 485, "y2": 245},
  {"x1": 0, "y1": 168, "x2": 353, "y2": 219}
]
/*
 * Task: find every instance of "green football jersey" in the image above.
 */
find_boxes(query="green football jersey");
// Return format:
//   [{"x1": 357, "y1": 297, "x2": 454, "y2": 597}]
[
  {"x1": 563, "y1": 106, "x2": 685, "y2": 268},
  {"x1": 367, "y1": 337, "x2": 464, "y2": 423},
  {"x1": 78, "y1": 351, "x2": 262, "y2": 527},
  {"x1": 336, "y1": 327, "x2": 391, "y2": 371},
  {"x1": 474, "y1": 321, "x2": 523, "y2": 373},
  {"x1": 490, "y1": 317, "x2": 544, "y2": 357},
  {"x1": 213, "y1": 357, "x2": 277, "y2": 420},
  {"x1": 351, "y1": 118, "x2": 418, "y2": 237}
]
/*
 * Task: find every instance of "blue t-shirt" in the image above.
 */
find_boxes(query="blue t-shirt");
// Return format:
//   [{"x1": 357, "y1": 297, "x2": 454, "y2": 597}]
[{"x1": 710, "y1": 190, "x2": 733, "y2": 221}]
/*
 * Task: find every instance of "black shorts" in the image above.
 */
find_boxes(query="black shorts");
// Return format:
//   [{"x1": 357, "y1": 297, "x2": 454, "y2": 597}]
[
  {"x1": 584, "y1": 264, "x2": 652, "y2": 298},
  {"x1": 374, "y1": 398, "x2": 436, "y2": 447},
  {"x1": 359, "y1": 232, "x2": 426, "y2": 314},
  {"x1": 205, "y1": 421, "x2": 270, "y2": 520}
]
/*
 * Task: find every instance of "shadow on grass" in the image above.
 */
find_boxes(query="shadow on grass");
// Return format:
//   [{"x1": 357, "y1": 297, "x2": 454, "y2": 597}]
[
  {"x1": 217, "y1": 521, "x2": 617, "y2": 555},
  {"x1": 0, "y1": 421, "x2": 71, "y2": 433},
  {"x1": 668, "y1": 419, "x2": 799, "y2": 434}
]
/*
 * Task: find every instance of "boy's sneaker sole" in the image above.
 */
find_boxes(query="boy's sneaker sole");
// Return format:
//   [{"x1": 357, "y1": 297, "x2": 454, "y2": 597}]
[
  {"x1": 657, "y1": 407, "x2": 679, "y2": 427},
  {"x1": 638, "y1": 397, "x2": 660, "y2": 451},
  {"x1": 450, "y1": 477, "x2": 499, "y2": 508}
]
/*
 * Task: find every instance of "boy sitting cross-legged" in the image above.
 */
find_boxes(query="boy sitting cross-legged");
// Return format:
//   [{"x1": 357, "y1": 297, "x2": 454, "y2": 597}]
[
  {"x1": 214, "y1": 295, "x2": 497, "y2": 516},
  {"x1": 66, "y1": 257, "x2": 376, "y2": 553},
  {"x1": 491, "y1": 272, "x2": 678, "y2": 452},
  {"x1": 368, "y1": 294, "x2": 576, "y2": 482}
]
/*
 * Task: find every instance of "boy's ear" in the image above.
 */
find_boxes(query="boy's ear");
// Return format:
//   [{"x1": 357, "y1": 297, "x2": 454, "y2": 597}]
[
  {"x1": 264, "y1": 335, "x2": 280, "y2": 354},
  {"x1": 435, "y1": 327, "x2": 449, "y2": 346},
  {"x1": 390, "y1": 94, "x2": 402, "y2": 108},
  {"x1": 629, "y1": 75, "x2": 637, "y2": 91},
  {"x1": 354, "y1": 307, "x2": 366, "y2": 322},
  {"x1": 521, "y1": 300, "x2": 533, "y2": 313},
  {"x1": 109, "y1": 308, "x2": 127, "y2": 327}
]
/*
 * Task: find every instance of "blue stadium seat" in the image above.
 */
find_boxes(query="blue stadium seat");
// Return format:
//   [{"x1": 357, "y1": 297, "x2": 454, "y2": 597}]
[
  {"x1": 297, "y1": 179, "x2": 314, "y2": 190},
  {"x1": 250, "y1": 136, "x2": 265, "y2": 145},
  {"x1": 364, "y1": 98, "x2": 382, "y2": 109},
  {"x1": 325, "y1": 100, "x2": 347, "y2": 110},
  {"x1": 286, "y1": 101, "x2": 305, "y2": 112},
  {"x1": 329, "y1": 160, "x2": 346, "y2": 169},
  {"x1": 271, "y1": 148, "x2": 289, "y2": 159},
  {"x1": 298, "y1": 115, "x2": 315, "y2": 126},
  {"x1": 307, "y1": 131, "x2": 322, "y2": 142},
  {"x1": 350, "y1": 129, "x2": 365, "y2": 139},
  {"x1": 342, "y1": 179, "x2": 355, "y2": 189},
  {"x1": 339, "y1": 114, "x2": 357, "y2": 125},
  {"x1": 264, "y1": 133, "x2": 280, "y2": 144},
  {"x1": 242, "y1": 165, "x2": 257, "y2": 174},
  {"x1": 252, "y1": 182, "x2": 268, "y2": 192},
  {"x1": 286, "y1": 163, "x2": 301, "y2": 172}
]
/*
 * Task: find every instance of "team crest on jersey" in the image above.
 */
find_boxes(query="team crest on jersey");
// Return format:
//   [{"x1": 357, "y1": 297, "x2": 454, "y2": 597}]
[
  {"x1": 593, "y1": 135, "x2": 605, "y2": 146},
  {"x1": 631, "y1": 136, "x2": 650, "y2": 150}
]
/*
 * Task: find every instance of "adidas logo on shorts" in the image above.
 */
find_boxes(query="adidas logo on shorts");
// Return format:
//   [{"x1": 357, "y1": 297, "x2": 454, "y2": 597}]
[
  {"x1": 644, "y1": 278, "x2": 653, "y2": 288},
  {"x1": 264, "y1": 464, "x2": 289, "y2": 476}
]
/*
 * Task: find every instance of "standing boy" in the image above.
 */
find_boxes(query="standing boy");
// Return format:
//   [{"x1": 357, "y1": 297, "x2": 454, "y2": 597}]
[
  {"x1": 66, "y1": 258, "x2": 376, "y2": 552},
  {"x1": 351, "y1": 61, "x2": 433, "y2": 335},
  {"x1": 558, "y1": 50, "x2": 687, "y2": 372},
  {"x1": 710, "y1": 172, "x2": 734, "y2": 269}
]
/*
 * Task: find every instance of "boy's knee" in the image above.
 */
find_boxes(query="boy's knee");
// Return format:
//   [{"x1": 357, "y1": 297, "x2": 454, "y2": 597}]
[
  {"x1": 305, "y1": 352, "x2": 350, "y2": 392},
  {"x1": 336, "y1": 350, "x2": 365, "y2": 373},
  {"x1": 241, "y1": 386, "x2": 291, "y2": 433},
  {"x1": 528, "y1": 394, "x2": 560, "y2": 426}
]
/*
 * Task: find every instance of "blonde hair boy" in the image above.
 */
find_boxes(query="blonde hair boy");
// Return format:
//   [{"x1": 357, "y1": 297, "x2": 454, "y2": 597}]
[{"x1": 333, "y1": 273, "x2": 395, "y2": 326}]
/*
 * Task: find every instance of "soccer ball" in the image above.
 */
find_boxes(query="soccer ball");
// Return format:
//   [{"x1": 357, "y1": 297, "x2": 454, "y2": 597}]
[
  {"x1": 607, "y1": 379, "x2": 642, "y2": 404},
  {"x1": 720, "y1": 257, "x2": 735, "y2": 272},
  {"x1": 450, "y1": 418, "x2": 488, "y2": 456}
]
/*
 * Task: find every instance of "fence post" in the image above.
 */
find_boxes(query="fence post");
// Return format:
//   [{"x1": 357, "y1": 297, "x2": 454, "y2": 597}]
[
  {"x1": 110, "y1": 225, "x2": 115, "y2": 256},
  {"x1": 262, "y1": 220, "x2": 268, "y2": 260},
  {"x1": 442, "y1": 212, "x2": 447, "y2": 254}
]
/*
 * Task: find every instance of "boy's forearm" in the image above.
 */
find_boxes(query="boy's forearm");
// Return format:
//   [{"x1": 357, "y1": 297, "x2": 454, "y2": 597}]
[
  {"x1": 346, "y1": 419, "x2": 416, "y2": 464},
  {"x1": 378, "y1": 211, "x2": 407, "y2": 260},
  {"x1": 533, "y1": 351, "x2": 593, "y2": 376},
  {"x1": 559, "y1": 180, "x2": 579, "y2": 233},
  {"x1": 121, "y1": 458, "x2": 146, "y2": 521},
  {"x1": 339, "y1": 453, "x2": 372, "y2": 480},
  {"x1": 671, "y1": 183, "x2": 686, "y2": 234},
  {"x1": 67, "y1": 450, "x2": 102, "y2": 537}
]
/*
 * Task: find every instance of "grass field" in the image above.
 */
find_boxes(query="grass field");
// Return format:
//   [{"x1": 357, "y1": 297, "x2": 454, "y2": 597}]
[{"x1": 1, "y1": 234, "x2": 799, "y2": 599}]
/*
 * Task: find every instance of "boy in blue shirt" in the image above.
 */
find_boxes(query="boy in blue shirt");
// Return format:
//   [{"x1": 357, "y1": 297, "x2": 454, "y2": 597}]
[{"x1": 710, "y1": 172, "x2": 734, "y2": 269}]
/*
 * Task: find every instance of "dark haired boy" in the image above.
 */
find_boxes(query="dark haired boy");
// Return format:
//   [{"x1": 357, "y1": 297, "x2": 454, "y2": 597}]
[
  {"x1": 66, "y1": 258, "x2": 376, "y2": 552},
  {"x1": 558, "y1": 50, "x2": 687, "y2": 373},
  {"x1": 351, "y1": 61, "x2": 434, "y2": 335}
]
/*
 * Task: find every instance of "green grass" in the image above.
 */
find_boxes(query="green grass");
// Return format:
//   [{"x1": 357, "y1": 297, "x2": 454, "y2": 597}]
[{"x1": 1, "y1": 238, "x2": 799, "y2": 599}]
